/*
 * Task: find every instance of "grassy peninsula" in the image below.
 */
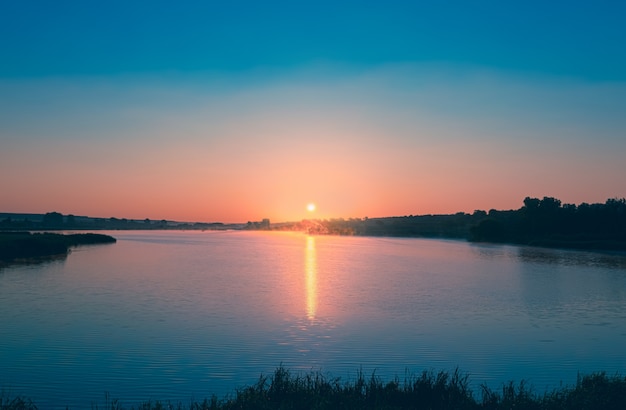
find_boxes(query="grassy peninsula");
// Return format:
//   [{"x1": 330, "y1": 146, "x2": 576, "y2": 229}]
[
  {"x1": 0, "y1": 232, "x2": 116, "y2": 265},
  {"x1": 1, "y1": 367, "x2": 625, "y2": 409}
]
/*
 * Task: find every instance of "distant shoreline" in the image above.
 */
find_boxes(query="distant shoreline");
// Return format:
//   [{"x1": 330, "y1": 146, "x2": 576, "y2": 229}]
[
  {"x1": 2, "y1": 196, "x2": 625, "y2": 254},
  {"x1": 271, "y1": 196, "x2": 626, "y2": 253}
]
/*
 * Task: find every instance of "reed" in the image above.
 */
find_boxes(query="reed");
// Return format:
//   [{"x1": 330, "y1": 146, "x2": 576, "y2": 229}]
[{"x1": 2, "y1": 367, "x2": 626, "y2": 409}]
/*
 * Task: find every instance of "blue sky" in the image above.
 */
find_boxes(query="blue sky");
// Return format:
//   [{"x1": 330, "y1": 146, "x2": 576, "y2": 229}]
[
  {"x1": 1, "y1": 1, "x2": 625, "y2": 222},
  {"x1": 2, "y1": 1, "x2": 625, "y2": 80}
]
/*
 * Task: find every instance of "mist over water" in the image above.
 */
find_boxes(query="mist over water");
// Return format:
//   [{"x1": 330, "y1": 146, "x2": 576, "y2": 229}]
[{"x1": 1, "y1": 231, "x2": 625, "y2": 408}]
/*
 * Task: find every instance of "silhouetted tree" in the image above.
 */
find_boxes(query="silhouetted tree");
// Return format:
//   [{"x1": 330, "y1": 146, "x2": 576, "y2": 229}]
[
  {"x1": 42, "y1": 212, "x2": 64, "y2": 227},
  {"x1": 523, "y1": 197, "x2": 541, "y2": 211},
  {"x1": 472, "y1": 210, "x2": 487, "y2": 218}
]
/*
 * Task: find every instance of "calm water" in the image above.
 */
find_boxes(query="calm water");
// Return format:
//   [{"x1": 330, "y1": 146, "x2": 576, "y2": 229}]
[{"x1": 1, "y1": 231, "x2": 626, "y2": 408}]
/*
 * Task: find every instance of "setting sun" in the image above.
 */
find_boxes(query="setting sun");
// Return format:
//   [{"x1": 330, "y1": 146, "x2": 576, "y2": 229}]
[{"x1": 306, "y1": 203, "x2": 316, "y2": 212}]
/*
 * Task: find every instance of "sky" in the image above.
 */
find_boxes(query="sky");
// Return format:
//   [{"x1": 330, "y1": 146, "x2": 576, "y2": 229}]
[{"x1": 1, "y1": 1, "x2": 625, "y2": 223}]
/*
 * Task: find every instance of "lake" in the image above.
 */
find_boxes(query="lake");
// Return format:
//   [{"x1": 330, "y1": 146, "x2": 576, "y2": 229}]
[{"x1": 1, "y1": 230, "x2": 626, "y2": 408}]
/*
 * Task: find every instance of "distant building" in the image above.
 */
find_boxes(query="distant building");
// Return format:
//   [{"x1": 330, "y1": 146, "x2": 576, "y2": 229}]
[{"x1": 245, "y1": 218, "x2": 271, "y2": 230}]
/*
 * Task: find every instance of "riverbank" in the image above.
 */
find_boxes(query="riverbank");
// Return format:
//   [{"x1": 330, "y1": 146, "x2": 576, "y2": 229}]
[
  {"x1": 271, "y1": 197, "x2": 626, "y2": 253},
  {"x1": 1, "y1": 367, "x2": 625, "y2": 409},
  {"x1": 0, "y1": 232, "x2": 116, "y2": 265}
]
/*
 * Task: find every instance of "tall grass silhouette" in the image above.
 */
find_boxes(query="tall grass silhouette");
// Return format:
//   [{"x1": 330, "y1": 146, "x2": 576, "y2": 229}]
[{"x1": 2, "y1": 367, "x2": 625, "y2": 409}]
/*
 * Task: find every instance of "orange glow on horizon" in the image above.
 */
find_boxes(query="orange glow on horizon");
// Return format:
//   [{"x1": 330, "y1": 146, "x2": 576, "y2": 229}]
[
  {"x1": 1, "y1": 67, "x2": 625, "y2": 224},
  {"x1": 2, "y1": 91, "x2": 624, "y2": 224}
]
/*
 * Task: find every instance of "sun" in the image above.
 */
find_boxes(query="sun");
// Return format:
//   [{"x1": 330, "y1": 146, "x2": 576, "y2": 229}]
[{"x1": 306, "y1": 203, "x2": 316, "y2": 212}]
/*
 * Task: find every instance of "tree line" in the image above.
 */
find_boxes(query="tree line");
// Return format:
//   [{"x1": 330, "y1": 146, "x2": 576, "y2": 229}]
[
  {"x1": 0, "y1": 212, "x2": 229, "y2": 230},
  {"x1": 274, "y1": 197, "x2": 626, "y2": 251},
  {"x1": 469, "y1": 197, "x2": 626, "y2": 250}
]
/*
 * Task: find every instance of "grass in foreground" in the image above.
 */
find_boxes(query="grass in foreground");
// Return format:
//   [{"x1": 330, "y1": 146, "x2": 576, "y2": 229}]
[{"x1": 2, "y1": 367, "x2": 626, "y2": 409}]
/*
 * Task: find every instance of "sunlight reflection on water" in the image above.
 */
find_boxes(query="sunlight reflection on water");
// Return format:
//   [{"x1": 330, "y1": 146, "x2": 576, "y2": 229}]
[{"x1": 305, "y1": 235, "x2": 318, "y2": 320}]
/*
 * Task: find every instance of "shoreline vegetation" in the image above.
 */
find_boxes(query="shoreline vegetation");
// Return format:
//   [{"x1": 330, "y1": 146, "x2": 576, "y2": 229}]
[
  {"x1": 1, "y1": 196, "x2": 625, "y2": 253},
  {"x1": 270, "y1": 196, "x2": 626, "y2": 253},
  {"x1": 0, "y1": 232, "x2": 116, "y2": 266},
  {"x1": 2, "y1": 367, "x2": 626, "y2": 409}
]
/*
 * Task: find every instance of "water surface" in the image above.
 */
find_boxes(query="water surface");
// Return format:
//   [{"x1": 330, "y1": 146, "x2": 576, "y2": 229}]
[{"x1": 1, "y1": 231, "x2": 625, "y2": 408}]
